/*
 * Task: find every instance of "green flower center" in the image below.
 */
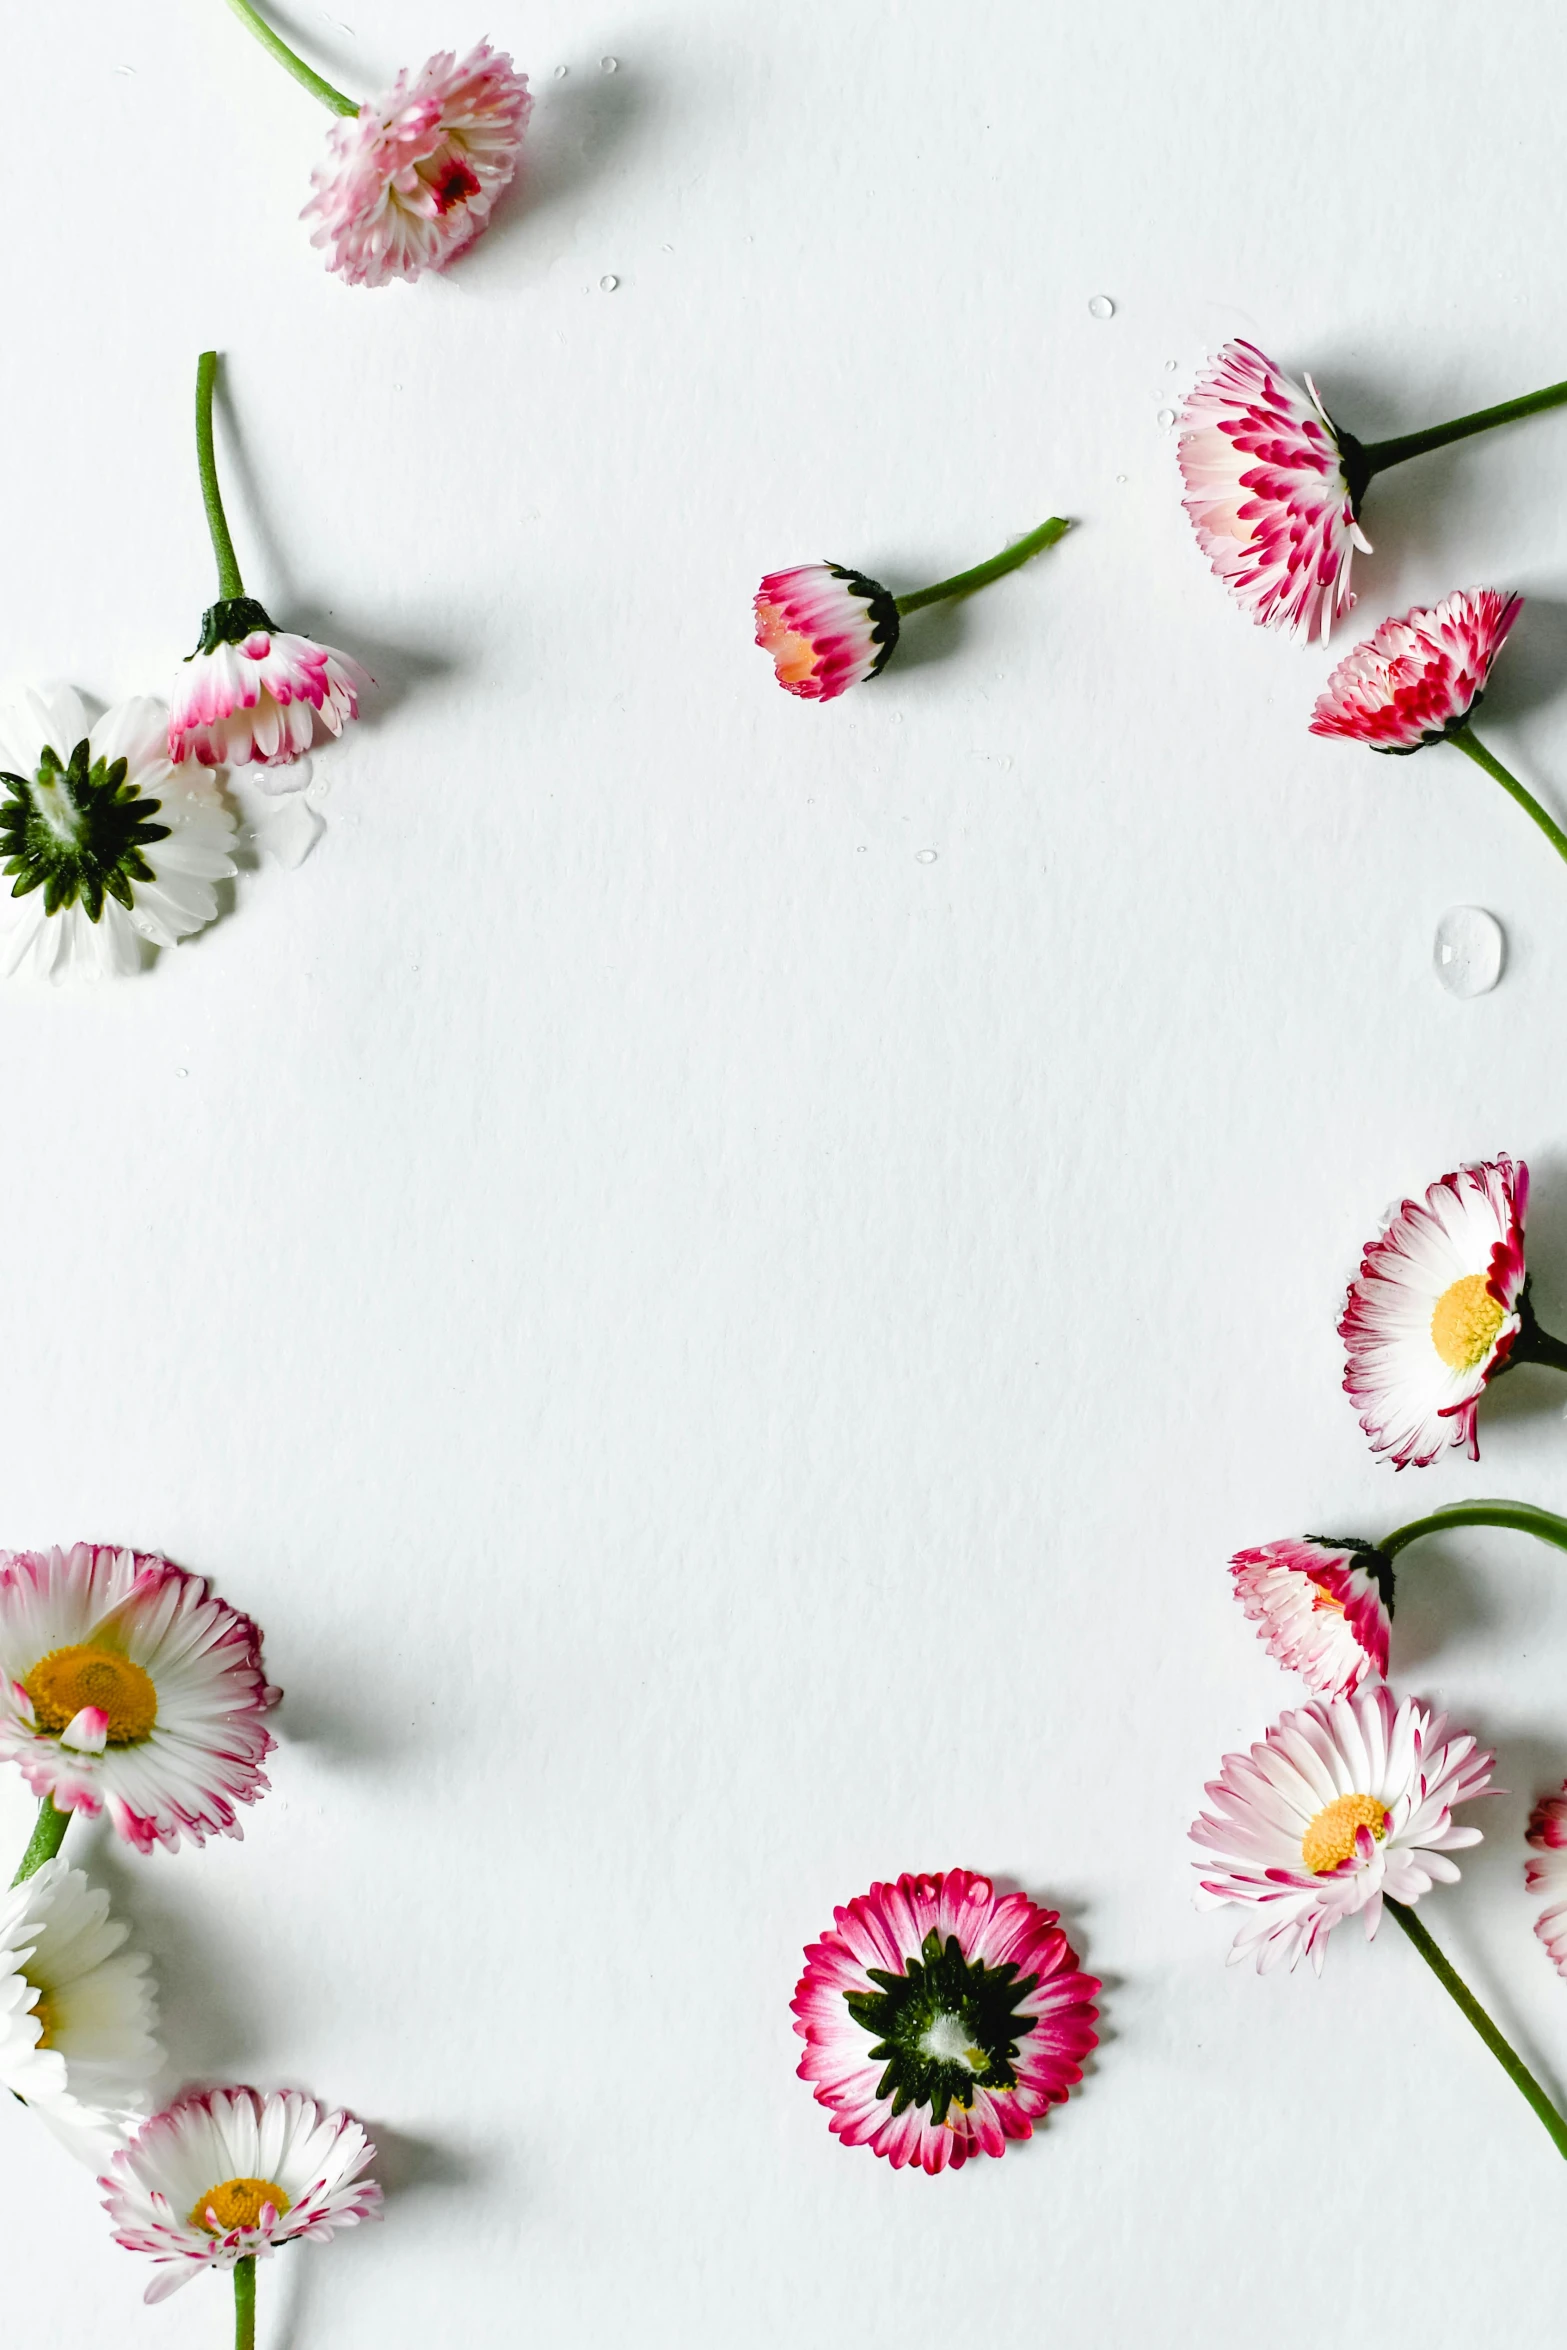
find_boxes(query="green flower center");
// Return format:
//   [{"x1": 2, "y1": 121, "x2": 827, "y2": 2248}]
[
  {"x1": 0, "y1": 739, "x2": 170, "y2": 922},
  {"x1": 844, "y1": 1928, "x2": 1040, "y2": 2126}
]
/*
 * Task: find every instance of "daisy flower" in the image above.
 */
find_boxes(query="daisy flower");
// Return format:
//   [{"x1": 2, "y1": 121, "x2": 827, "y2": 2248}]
[
  {"x1": 1339, "y1": 1156, "x2": 1567, "y2": 1469},
  {"x1": 0, "y1": 1859, "x2": 160, "y2": 2164},
  {"x1": 1178, "y1": 340, "x2": 1371, "y2": 642},
  {"x1": 792, "y1": 1869, "x2": 1099, "y2": 2172},
  {"x1": 1230, "y1": 1536, "x2": 1393, "y2": 1697},
  {"x1": 1180, "y1": 338, "x2": 1567, "y2": 642},
  {"x1": 170, "y1": 353, "x2": 367, "y2": 777},
  {"x1": 755, "y1": 517, "x2": 1070, "y2": 702},
  {"x1": 0, "y1": 686, "x2": 235, "y2": 981},
  {"x1": 1526, "y1": 1784, "x2": 1567, "y2": 1978},
  {"x1": 1191, "y1": 1684, "x2": 1493, "y2": 1973},
  {"x1": 218, "y1": 1, "x2": 529, "y2": 286},
  {"x1": 0, "y1": 1542, "x2": 279, "y2": 1855},
  {"x1": 101, "y1": 2086, "x2": 380, "y2": 2306},
  {"x1": 1309, "y1": 589, "x2": 1567, "y2": 874}
]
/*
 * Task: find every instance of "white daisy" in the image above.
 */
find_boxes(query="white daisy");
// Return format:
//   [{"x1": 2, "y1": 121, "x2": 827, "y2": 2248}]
[
  {"x1": 1191, "y1": 1683, "x2": 1493, "y2": 1972},
  {"x1": 0, "y1": 685, "x2": 236, "y2": 980},
  {"x1": 1338, "y1": 1156, "x2": 1559, "y2": 1468},
  {"x1": 0, "y1": 1857, "x2": 160, "y2": 2163},
  {"x1": 102, "y1": 2086, "x2": 381, "y2": 2303}
]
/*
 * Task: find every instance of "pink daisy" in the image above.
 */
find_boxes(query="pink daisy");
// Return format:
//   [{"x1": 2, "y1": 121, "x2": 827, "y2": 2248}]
[
  {"x1": 792, "y1": 1869, "x2": 1099, "y2": 2172},
  {"x1": 1309, "y1": 587, "x2": 1522, "y2": 752},
  {"x1": 101, "y1": 2087, "x2": 379, "y2": 2303},
  {"x1": 1527, "y1": 1786, "x2": 1567, "y2": 1978},
  {"x1": 1230, "y1": 1537, "x2": 1392, "y2": 1698},
  {"x1": 0, "y1": 1544, "x2": 279, "y2": 1854},
  {"x1": 1178, "y1": 339, "x2": 1371, "y2": 641},
  {"x1": 754, "y1": 563, "x2": 900, "y2": 702},
  {"x1": 1337, "y1": 1156, "x2": 1561, "y2": 1469},
  {"x1": 1192, "y1": 1685, "x2": 1493, "y2": 1973},
  {"x1": 169, "y1": 597, "x2": 367, "y2": 773},
  {"x1": 303, "y1": 42, "x2": 532, "y2": 289}
]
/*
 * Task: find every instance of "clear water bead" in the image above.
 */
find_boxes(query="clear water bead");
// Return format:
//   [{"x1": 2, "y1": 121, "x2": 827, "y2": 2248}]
[
  {"x1": 915, "y1": 849, "x2": 939, "y2": 864},
  {"x1": 553, "y1": 63, "x2": 568, "y2": 76},
  {"x1": 1433, "y1": 904, "x2": 1504, "y2": 997},
  {"x1": 600, "y1": 274, "x2": 619, "y2": 291},
  {"x1": 1156, "y1": 408, "x2": 1176, "y2": 430},
  {"x1": 601, "y1": 54, "x2": 618, "y2": 70},
  {"x1": 1164, "y1": 359, "x2": 1177, "y2": 372},
  {"x1": 1087, "y1": 295, "x2": 1115, "y2": 320}
]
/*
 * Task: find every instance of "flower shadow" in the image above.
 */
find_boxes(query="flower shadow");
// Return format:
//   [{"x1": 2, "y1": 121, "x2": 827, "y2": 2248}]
[
  {"x1": 461, "y1": 59, "x2": 652, "y2": 287},
  {"x1": 1483, "y1": 593, "x2": 1567, "y2": 726},
  {"x1": 1386, "y1": 1540, "x2": 1496, "y2": 1673},
  {"x1": 266, "y1": 2126, "x2": 487, "y2": 2350},
  {"x1": 84, "y1": 1830, "x2": 267, "y2": 2086},
  {"x1": 1481, "y1": 1147, "x2": 1567, "y2": 1437},
  {"x1": 885, "y1": 595, "x2": 970, "y2": 678}
]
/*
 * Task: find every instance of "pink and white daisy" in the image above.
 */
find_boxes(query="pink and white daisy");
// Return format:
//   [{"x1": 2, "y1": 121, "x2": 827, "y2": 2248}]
[
  {"x1": 169, "y1": 598, "x2": 367, "y2": 775},
  {"x1": 1309, "y1": 587, "x2": 1522, "y2": 752},
  {"x1": 792, "y1": 1869, "x2": 1099, "y2": 2172},
  {"x1": 754, "y1": 563, "x2": 901, "y2": 701},
  {"x1": 1339, "y1": 1157, "x2": 1536, "y2": 1469},
  {"x1": 1230, "y1": 1537, "x2": 1392, "y2": 1698},
  {"x1": 1192, "y1": 1684, "x2": 1493, "y2": 1973},
  {"x1": 0, "y1": 1544, "x2": 279, "y2": 1855},
  {"x1": 1526, "y1": 1785, "x2": 1567, "y2": 1977},
  {"x1": 0, "y1": 1859, "x2": 161, "y2": 2164},
  {"x1": 101, "y1": 2086, "x2": 380, "y2": 2303},
  {"x1": 1178, "y1": 339, "x2": 1371, "y2": 642},
  {"x1": 303, "y1": 42, "x2": 532, "y2": 289}
]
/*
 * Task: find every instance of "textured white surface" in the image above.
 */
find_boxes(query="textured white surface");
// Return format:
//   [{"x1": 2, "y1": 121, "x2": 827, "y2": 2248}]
[{"x1": 7, "y1": 1, "x2": 1567, "y2": 2341}]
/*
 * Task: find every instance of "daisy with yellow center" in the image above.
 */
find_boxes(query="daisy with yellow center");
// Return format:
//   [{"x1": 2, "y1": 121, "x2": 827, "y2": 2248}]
[
  {"x1": 0, "y1": 1543, "x2": 279, "y2": 1858},
  {"x1": 1191, "y1": 1683, "x2": 1492, "y2": 1973},
  {"x1": 1340, "y1": 1155, "x2": 1567, "y2": 1469},
  {"x1": 101, "y1": 2087, "x2": 380, "y2": 2313}
]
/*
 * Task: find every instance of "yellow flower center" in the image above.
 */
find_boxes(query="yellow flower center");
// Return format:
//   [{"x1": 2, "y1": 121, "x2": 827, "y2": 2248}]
[
  {"x1": 1301, "y1": 1791, "x2": 1389, "y2": 1875},
  {"x1": 1430, "y1": 1273, "x2": 1506, "y2": 1371},
  {"x1": 1310, "y1": 1585, "x2": 1347, "y2": 1615},
  {"x1": 28, "y1": 1986, "x2": 58, "y2": 2050},
  {"x1": 755, "y1": 602, "x2": 820, "y2": 686},
  {"x1": 189, "y1": 2177, "x2": 292, "y2": 2233},
  {"x1": 22, "y1": 1644, "x2": 157, "y2": 1743}
]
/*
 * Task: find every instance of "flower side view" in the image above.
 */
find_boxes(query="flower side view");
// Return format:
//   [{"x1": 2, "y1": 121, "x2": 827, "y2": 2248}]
[
  {"x1": 0, "y1": 1859, "x2": 161, "y2": 2164},
  {"x1": 101, "y1": 2086, "x2": 380, "y2": 2312},
  {"x1": 0, "y1": 1542, "x2": 279, "y2": 1857},
  {"x1": 0, "y1": 685, "x2": 236, "y2": 982},
  {"x1": 170, "y1": 353, "x2": 368, "y2": 778},
  {"x1": 1192, "y1": 1684, "x2": 1491, "y2": 1973},
  {"x1": 1179, "y1": 337, "x2": 1567, "y2": 642},
  {"x1": 1309, "y1": 589, "x2": 1567, "y2": 875},
  {"x1": 755, "y1": 518, "x2": 1071, "y2": 702},
  {"x1": 1230, "y1": 1537, "x2": 1393, "y2": 1698},
  {"x1": 1527, "y1": 1785, "x2": 1567, "y2": 1978},
  {"x1": 1339, "y1": 1155, "x2": 1567, "y2": 1469},
  {"x1": 219, "y1": 0, "x2": 530, "y2": 286},
  {"x1": 792, "y1": 1869, "x2": 1098, "y2": 2172}
]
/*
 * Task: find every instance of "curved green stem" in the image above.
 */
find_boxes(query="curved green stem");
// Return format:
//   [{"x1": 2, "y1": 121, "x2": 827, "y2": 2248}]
[
  {"x1": 220, "y1": 0, "x2": 358, "y2": 113},
  {"x1": 195, "y1": 353, "x2": 246, "y2": 603},
  {"x1": 1449, "y1": 723, "x2": 1567, "y2": 871},
  {"x1": 234, "y1": 2254, "x2": 257, "y2": 2350},
  {"x1": 1388, "y1": 1899, "x2": 1567, "y2": 2158},
  {"x1": 1360, "y1": 378, "x2": 1567, "y2": 481},
  {"x1": 1383, "y1": 1500, "x2": 1567, "y2": 1561},
  {"x1": 895, "y1": 517, "x2": 1071, "y2": 617},
  {"x1": 11, "y1": 1797, "x2": 70, "y2": 1887}
]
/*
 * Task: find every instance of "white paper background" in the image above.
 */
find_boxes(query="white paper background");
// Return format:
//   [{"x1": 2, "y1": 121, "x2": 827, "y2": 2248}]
[{"x1": 7, "y1": 1, "x2": 1567, "y2": 2340}]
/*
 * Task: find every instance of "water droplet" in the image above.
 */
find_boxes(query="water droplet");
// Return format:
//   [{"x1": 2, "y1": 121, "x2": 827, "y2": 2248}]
[
  {"x1": 1157, "y1": 408, "x2": 1176, "y2": 430},
  {"x1": 1433, "y1": 904, "x2": 1504, "y2": 998},
  {"x1": 554, "y1": 63, "x2": 569, "y2": 77},
  {"x1": 176, "y1": 1068, "x2": 188, "y2": 1079},
  {"x1": 1164, "y1": 359, "x2": 1178, "y2": 372},
  {"x1": 1116, "y1": 473, "x2": 1128, "y2": 484},
  {"x1": 254, "y1": 802, "x2": 326, "y2": 872},
  {"x1": 915, "y1": 848, "x2": 938, "y2": 864},
  {"x1": 600, "y1": 54, "x2": 618, "y2": 70},
  {"x1": 600, "y1": 274, "x2": 619, "y2": 292},
  {"x1": 1087, "y1": 295, "x2": 1115, "y2": 320}
]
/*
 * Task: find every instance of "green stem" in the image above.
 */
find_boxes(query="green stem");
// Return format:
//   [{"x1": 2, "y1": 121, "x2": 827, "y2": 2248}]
[
  {"x1": 1360, "y1": 378, "x2": 1567, "y2": 480},
  {"x1": 894, "y1": 517, "x2": 1071, "y2": 616},
  {"x1": 1449, "y1": 723, "x2": 1567, "y2": 871},
  {"x1": 220, "y1": 0, "x2": 359, "y2": 113},
  {"x1": 11, "y1": 1797, "x2": 70, "y2": 1887},
  {"x1": 1388, "y1": 1899, "x2": 1567, "y2": 2158},
  {"x1": 1383, "y1": 1500, "x2": 1567, "y2": 1561},
  {"x1": 195, "y1": 353, "x2": 246, "y2": 603},
  {"x1": 234, "y1": 2255, "x2": 257, "y2": 2350}
]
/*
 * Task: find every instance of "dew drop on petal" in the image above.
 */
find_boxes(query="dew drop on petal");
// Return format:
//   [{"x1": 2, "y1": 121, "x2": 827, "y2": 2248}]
[
  {"x1": 600, "y1": 274, "x2": 619, "y2": 292},
  {"x1": 1156, "y1": 408, "x2": 1176, "y2": 430},
  {"x1": 1087, "y1": 295, "x2": 1115, "y2": 320},
  {"x1": 915, "y1": 849, "x2": 938, "y2": 864},
  {"x1": 1433, "y1": 904, "x2": 1504, "y2": 998}
]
